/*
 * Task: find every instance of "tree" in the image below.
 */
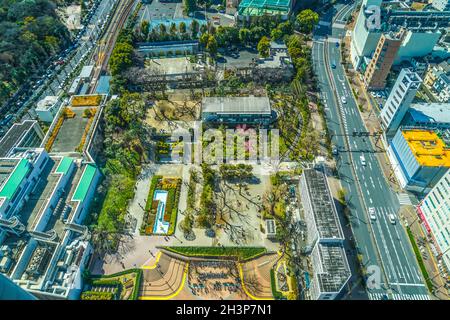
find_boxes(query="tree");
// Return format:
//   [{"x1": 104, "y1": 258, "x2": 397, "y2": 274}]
[
  {"x1": 179, "y1": 21, "x2": 187, "y2": 34},
  {"x1": 296, "y1": 9, "x2": 319, "y2": 34},
  {"x1": 183, "y1": 0, "x2": 196, "y2": 14},
  {"x1": 170, "y1": 22, "x2": 177, "y2": 38},
  {"x1": 239, "y1": 28, "x2": 251, "y2": 46},
  {"x1": 190, "y1": 19, "x2": 199, "y2": 38},
  {"x1": 141, "y1": 20, "x2": 149, "y2": 40},
  {"x1": 270, "y1": 28, "x2": 283, "y2": 42},
  {"x1": 109, "y1": 40, "x2": 134, "y2": 76},
  {"x1": 206, "y1": 35, "x2": 218, "y2": 57},
  {"x1": 257, "y1": 36, "x2": 271, "y2": 58}
]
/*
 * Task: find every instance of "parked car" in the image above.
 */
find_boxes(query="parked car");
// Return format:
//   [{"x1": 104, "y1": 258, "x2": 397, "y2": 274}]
[
  {"x1": 369, "y1": 207, "x2": 376, "y2": 221},
  {"x1": 360, "y1": 155, "x2": 366, "y2": 166},
  {"x1": 341, "y1": 96, "x2": 347, "y2": 104}
]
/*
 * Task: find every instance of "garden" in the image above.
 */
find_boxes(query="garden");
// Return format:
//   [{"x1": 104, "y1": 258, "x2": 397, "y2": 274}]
[{"x1": 140, "y1": 175, "x2": 181, "y2": 236}]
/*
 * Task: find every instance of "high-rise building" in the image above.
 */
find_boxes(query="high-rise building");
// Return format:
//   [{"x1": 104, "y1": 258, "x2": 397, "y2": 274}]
[
  {"x1": 432, "y1": 0, "x2": 450, "y2": 11},
  {"x1": 364, "y1": 31, "x2": 404, "y2": 90},
  {"x1": 417, "y1": 169, "x2": 450, "y2": 271},
  {"x1": 380, "y1": 68, "x2": 422, "y2": 137}
]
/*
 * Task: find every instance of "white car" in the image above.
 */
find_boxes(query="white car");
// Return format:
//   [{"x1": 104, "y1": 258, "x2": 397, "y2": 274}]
[
  {"x1": 389, "y1": 214, "x2": 396, "y2": 224},
  {"x1": 369, "y1": 207, "x2": 376, "y2": 221},
  {"x1": 360, "y1": 155, "x2": 366, "y2": 166},
  {"x1": 341, "y1": 96, "x2": 347, "y2": 104}
]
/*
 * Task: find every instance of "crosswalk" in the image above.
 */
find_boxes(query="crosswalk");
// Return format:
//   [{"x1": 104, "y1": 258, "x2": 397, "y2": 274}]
[
  {"x1": 368, "y1": 292, "x2": 430, "y2": 300},
  {"x1": 398, "y1": 193, "x2": 413, "y2": 206}
]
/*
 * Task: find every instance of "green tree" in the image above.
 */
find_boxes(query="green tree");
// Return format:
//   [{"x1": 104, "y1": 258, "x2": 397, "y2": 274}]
[
  {"x1": 190, "y1": 19, "x2": 200, "y2": 38},
  {"x1": 141, "y1": 20, "x2": 150, "y2": 40},
  {"x1": 296, "y1": 9, "x2": 319, "y2": 34},
  {"x1": 206, "y1": 35, "x2": 218, "y2": 57},
  {"x1": 170, "y1": 22, "x2": 177, "y2": 38},
  {"x1": 270, "y1": 28, "x2": 283, "y2": 42},
  {"x1": 257, "y1": 36, "x2": 271, "y2": 58},
  {"x1": 179, "y1": 21, "x2": 187, "y2": 34},
  {"x1": 239, "y1": 28, "x2": 251, "y2": 46}
]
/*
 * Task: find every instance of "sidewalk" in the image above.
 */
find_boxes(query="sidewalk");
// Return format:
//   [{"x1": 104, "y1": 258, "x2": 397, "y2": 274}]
[{"x1": 400, "y1": 206, "x2": 450, "y2": 300}]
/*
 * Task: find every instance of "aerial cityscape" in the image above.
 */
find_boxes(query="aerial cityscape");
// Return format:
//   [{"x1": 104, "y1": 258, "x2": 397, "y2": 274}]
[{"x1": 1, "y1": 0, "x2": 450, "y2": 302}]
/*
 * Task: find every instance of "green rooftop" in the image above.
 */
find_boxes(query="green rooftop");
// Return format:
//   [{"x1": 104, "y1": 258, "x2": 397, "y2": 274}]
[
  {"x1": 0, "y1": 159, "x2": 30, "y2": 200},
  {"x1": 72, "y1": 164, "x2": 97, "y2": 202},
  {"x1": 55, "y1": 157, "x2": 74, "y2": 175}
]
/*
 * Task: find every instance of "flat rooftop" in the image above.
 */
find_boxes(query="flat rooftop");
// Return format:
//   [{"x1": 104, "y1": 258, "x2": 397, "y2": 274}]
[
  {"x1": 409, "y1": 103, "x2": 450, "y2": 124},
  {"x1": 0, "y1": 159, "x2": 30, "y2": 200},
  {"x1": 0, "y1": 121, "x2": 35, "y2": 157},
  {"x1": 402, "y1": 129, "x2": 450, "y2": 167},
  {"x1": 303, "y1": 169, "x2": 344, "y2": 240},
  {"x1": 71, "y1": 164, "x2": 97, "y2": 202},
  {"x1": 238, "y1": 0, "x2": 291, "y2": 15},
  {"x1": 202, "y1": 96, "x2": 271, "y2": 115},
  {"x1": 316, "y1": 243, "x2": 351, "y2": 294}
]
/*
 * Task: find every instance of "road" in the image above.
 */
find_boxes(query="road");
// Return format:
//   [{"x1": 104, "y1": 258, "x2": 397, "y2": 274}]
[
  {"x1": 0, "y1": 0, "x2": 118, "y2": 126},
  {"x1": 312, "y1": 1, "x2": 430, "y2": 300}
]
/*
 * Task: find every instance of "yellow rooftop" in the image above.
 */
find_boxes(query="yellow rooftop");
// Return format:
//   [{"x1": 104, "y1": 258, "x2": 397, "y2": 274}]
[{"x1": 402, "y1": 130, "x2": 450, "y2": 167}]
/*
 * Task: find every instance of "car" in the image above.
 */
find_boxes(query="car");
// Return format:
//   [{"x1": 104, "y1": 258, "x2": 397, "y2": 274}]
[
  {"x1": 360, "y1": 155, "x2": 366, "y2": 166},
  {"x1": 335, "y1": 42, "x2": 339, "y2": 47},
  {"x1": 376, "y1": 92, "x2": 382, "y2": 98},
  {"x1": 389, "y1": 214, "x2": 396, "y2": 224},
  {"x1": 369, "y1": 207, "x2": 376, "y2": 221},
  {"x1": 341, "y1": 96, "x2": 347, "y2": 104},
  {"x1": 370, "y1": 91, "x2": 376, "y2": 97},
  {"x1": 332, "y1": 144, "x2": 338, "y2": 155},
  {"x1": 331, "y1": 61, "x2": 336, "y2": 68}
]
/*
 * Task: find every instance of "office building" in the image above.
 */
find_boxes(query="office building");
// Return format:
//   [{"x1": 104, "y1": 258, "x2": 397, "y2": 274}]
[
  {"x1": 364, "y1": 31, "x2": 404, "y2": 90},
  {"x1": 380, "y1": 68, "x2": 422, "y2": 137},
  {"x1": 0, "y1": 120, "x2": 44, "y2": 158},
  {"x1": 417, "y1": 169, "x2": 450, "y2": 271},
  {"x1": 299, "y1": 169, "x2": 350, "y2": 300},
  {"x1": 388, "y1": 129, "x2": 450, "y2": 192}
]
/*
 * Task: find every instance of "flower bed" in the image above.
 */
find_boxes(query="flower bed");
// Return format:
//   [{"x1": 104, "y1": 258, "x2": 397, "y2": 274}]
[
  {"x1": 71, "y1": 94, "x2": 102, "y2": 107},
  {"x1": 140, "y1": 176, "x2": 181, "y2": 236}
]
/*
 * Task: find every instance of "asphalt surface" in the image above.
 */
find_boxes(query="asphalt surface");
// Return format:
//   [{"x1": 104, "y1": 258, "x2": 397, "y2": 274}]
[
  {"x1": 313, "y1": 1, "x2": 430, "y2": 300},
  {"x1": 0, "y1": 0, "x2": 117, "y2": 125}
]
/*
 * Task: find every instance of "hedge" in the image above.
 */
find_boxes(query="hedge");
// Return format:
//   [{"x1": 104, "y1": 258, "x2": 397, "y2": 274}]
[
  {"x1": 81, "y1": 291, "x2": 115, "y2": 300},
  {"x1": 88, "y1": 268, "x2": 142, "y2": 300},
  {"x1": 406, "y1": 227, "x2": 433, "y2": 292},
  {"x1": 270, "y1": 269, "x2": 285, "y2": 300},
  {"x1": 163, "y1": 246, "x2": 267, "y2": 260}
]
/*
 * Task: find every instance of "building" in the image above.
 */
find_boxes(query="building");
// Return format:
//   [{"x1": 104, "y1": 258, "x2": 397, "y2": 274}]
[
  {"x1": 265, "y1": 219, "x2": 277, "y2": 240},
  {"x1": 380, "y1": 68, "x2": 422, "y2": 138},
  {"x1": 0, "y1": 273, "x2": 36, "y2": 300},
  {"x1": 36, "y1": 96, "x2": 62, "y2": 123},
  {"x1": 299, "y1": 169, "x2": 350, "y2": 300},
  {"x1": 402, "y1": 103, "x2": 450, "y2": 129},
  {"x1": 432, "y1": 0, "x2": 450, "y2": 11},
  {"x1": 201, "y1": 96, "x2": 276, "y2": 126},
  {"x1": 0, "y1": 145, "x2": 100, "y2": 299},
  {"x1": 68, "y1": 77, "x2": 82, "y2": 96},
  {"x1": 0, "y1": 120, "x2": 44, "y2": 158},
  {"x1": 79, "y1": 65, "x2": 94, "y2": 81},
  {"x1": 236, "y1": 0, "x2": 292, "y2": 23},
  {"x1": 423, "y1": 61, "x2": 450, "y2": 88},
  {"x1": 433, "y1": 74, "x2": 450, "y2": 103},
  {"x1": 388, "y1": 129, "x2": 450, "y2": 192},
  {"x1": 417, "y1": 169, "x2": 450, "y2": 271},
  {"x1": 364, "y1": 31, "x2": 404, "y2": 90},
  {"x1": 350, "y1": 1, "x2": 450, "y2": 69},
  {"x1": 137, "y1": 40, "x2": 200, "y2": 58}
]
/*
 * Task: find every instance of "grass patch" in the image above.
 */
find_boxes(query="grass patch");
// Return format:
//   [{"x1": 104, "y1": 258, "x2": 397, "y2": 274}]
[
  {"x1": 406, "y1": 227, "x2": 433, "y2": 292},
  {"x1": 87, "y1": 268, "x2": 142, "y2": 300},
  {"x1": 163, "y1": 246, "x2": 267, "y2": 261}
]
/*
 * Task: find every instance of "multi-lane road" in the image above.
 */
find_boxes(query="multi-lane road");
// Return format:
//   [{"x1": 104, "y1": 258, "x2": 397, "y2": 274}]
[{"x1": 313, "y1": 1, "x2": 430, "y2": 300}]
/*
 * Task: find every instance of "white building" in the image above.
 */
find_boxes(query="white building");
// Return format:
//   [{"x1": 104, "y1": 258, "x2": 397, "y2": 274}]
[
  {"x1": 432, "y1": 0, "x2": 450, "y2": 11},
  {"x1": 418, "y1": 169, "x2": 450, "y2": 271},
  {"x1": 36, "y1": 96, "x2": 61, "y2": 123},
  {"x1": 79, "y1": 65, "x2": 94, "y2": 81},
  {"x1": 299, "y1": 168, "x2": 350, "y2": 300},
  {"x1": 380, "y1": 68, "x2": 422, "y2": 138}
]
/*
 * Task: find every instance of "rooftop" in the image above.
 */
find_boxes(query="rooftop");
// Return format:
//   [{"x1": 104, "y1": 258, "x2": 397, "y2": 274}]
[
  {"x1": 402, "y1": 129, "x2": 450, "y2": 167},
  {"x1": 72, "y1": 164, "x2": 97, "y2": 202},
  {"x1": 79, "y1": 65, "x2": 94, "y2": 79},
  {"x1": 408, "y1": 103, "x2": 450, "y2": 124},
  {"x1": 238, "y1": 0, "x2": 291, "y2": 16},
  {"x1": 302, "y1": 169, "x2": 344, "y2": 240},
  {"x1": 36, "y1": 96, "x2": 59, "y2": 111},
  {"x1": 202, "y1": 96, "x2": 272, "y2": 115},
  {"x1": 0, "y1": 121, "x2": 35, "y2": 157},
  {"x1": 315, "y1": 243, "x2": 351, "y2": 294},
  {"x1": 0, "y1": 159, "x2": 30, "y2": 200},
  {"x1": 55, "y1": 157, "x2": 74, "y2": 175}
]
